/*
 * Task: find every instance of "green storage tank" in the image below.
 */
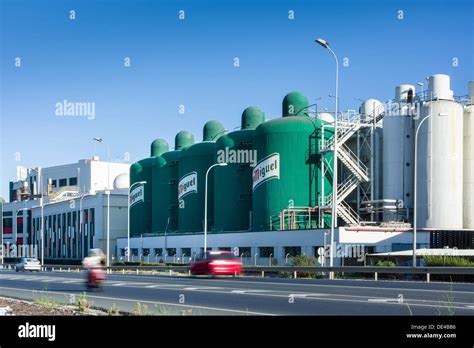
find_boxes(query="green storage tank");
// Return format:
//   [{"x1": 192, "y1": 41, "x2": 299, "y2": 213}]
[
  {"x1": 178, "y1": 121, "x2": 225, "y2": 232},
  {"x1": 130, "y1": 139, "x2": 169, "y2": 238},
  {"x1": 149, "y1": 139, "x2": 170, "y2": 234},
  {"x1": 214, "y1": 106, "x2": 265, "y2": 231},
  {"x1": 150, "y1": 138, "x2": 169, "y2": 157},
  {"x1": 152, "y1": 131, "x2": 194, "y2": 233},
  {"x1": 129, "y1": 163, "x2": 152, "y2": 237},
  {"x1": 252, "y1": 91, "x2": 331, "y2": 231}
]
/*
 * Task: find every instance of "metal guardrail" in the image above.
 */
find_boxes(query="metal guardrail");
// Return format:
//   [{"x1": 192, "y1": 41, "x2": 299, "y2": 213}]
[
  {"x1": 5, "y1": 264, "x2": 474, "y2": 273},
  {"x1": 27, "y1": 264, "x2": 474, "y2": 283},
  {"x1": 242, "y1": 266, "x2": 474, "y2": 275}
]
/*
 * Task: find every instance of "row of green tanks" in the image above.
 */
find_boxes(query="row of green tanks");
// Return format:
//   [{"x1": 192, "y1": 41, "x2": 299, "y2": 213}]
[
  {"x1": 129, "y1": 132, "x2": 194, "y2": 237},
  {"x1": 129, "y1": 91, "x2": 334, "y2": 237}
]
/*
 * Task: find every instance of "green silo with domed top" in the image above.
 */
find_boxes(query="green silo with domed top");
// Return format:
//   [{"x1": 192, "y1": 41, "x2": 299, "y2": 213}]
[
  {"x1": 152, "y1": 132, "x2": 194, "y2": 233},
  {"x1": 214, "y1": 106, "x2": 265, "y2": 231},
  {"x1": 130, "y1": 139, "x2": 168, "y2": 237},
  {"x1": 178, "y1": 121, "x2": 225, "y2": 232},
  {"x1": 251, "y1": 91, "x2": 327, "y2": 231}
]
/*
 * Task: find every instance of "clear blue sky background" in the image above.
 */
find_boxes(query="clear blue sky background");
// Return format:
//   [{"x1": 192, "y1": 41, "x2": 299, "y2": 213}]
[{"x1": 1, "y1": 0, "x2": 473, "y2": 199}]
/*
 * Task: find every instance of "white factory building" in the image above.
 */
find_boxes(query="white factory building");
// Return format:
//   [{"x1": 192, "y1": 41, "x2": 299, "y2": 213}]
[{"x1": 1, "y1": 158, "x2": 130, "y2": 262}]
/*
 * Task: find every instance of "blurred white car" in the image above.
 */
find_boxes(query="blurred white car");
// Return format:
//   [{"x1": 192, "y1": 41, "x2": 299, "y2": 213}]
[{"x1": 16, "y1": 257, "x2": 41, "y2": 272}]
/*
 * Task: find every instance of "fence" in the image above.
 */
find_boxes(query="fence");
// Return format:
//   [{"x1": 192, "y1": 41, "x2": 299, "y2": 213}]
[{"x1": 12, "y1": 264, "x2": 473, "y2": 283}]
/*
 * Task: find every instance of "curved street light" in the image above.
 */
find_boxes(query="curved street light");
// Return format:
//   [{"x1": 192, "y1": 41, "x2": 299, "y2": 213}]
[
  {"x1": 93, "y1": 137, "x2": 112, "y2": 266},
  {"x1": 315, "y1": 37, "x2": 339, "y2": 280},
  {"x1": 203, "y1": 163, "x2": 227, "y2": 256}
]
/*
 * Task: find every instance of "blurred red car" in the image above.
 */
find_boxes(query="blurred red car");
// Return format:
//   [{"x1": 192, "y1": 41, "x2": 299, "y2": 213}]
[{"x1": 190, "y1": 251, "x2": 242, "y2": 276}]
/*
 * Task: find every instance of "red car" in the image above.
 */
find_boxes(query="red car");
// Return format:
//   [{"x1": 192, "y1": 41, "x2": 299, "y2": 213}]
[{"x1": 190, "y1": 251, "x2": 243, "y2": 276}]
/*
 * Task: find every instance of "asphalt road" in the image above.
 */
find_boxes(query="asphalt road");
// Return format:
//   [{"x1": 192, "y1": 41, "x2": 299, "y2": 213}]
[{"x1": 0, "y1": 270, "x2": 473, "y2": 315}]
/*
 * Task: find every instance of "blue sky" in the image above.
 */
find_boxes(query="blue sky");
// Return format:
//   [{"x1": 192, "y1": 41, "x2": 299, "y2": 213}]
[{"x1": 1, "y1": 0, "x2": 473, "y2": 199}]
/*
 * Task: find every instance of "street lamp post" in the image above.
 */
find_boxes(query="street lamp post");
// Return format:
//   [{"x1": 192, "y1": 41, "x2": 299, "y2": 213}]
[
  {"x1": 30, "y1": 168, "x2": 45, "y2": 265},
  {"x1": 93, "y1": 137, "x2": 111, "y2": 267},
  {"x1": 315, "y1": 38, "x2": 339, "y2": 279},
  {"x1": 413, "y1": 112, "x2": 448, "y2": 267},
  {"x1": 203, "y1": 163, "x2": 227, "y2": 256},
  {"x1": 79, "y1": 192, "x2": 95, "y2": 259},
  {"x1": 127, "y1": 181, "x2": 146, "y2": 262}
]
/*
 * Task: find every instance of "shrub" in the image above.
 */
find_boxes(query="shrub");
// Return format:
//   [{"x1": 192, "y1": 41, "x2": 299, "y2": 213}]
[
  {"x1": 290, "y1": 255, "x2": 320, "y2": 278},
  {"x1": 76, "y1": 292, "x2": 91, "y2": 312},
  {"x1": 375, "y1": 260, "x2": 396, "y2": 267},
  {"x1": 108, "y1": 303, "x2": 121, "y2": 316},
  {"x1": 132, "y1": 302, "x2": 148, "y2": 316},
  {"x1": 423, "y1": 255, "x2": 474, "y2": 267}
]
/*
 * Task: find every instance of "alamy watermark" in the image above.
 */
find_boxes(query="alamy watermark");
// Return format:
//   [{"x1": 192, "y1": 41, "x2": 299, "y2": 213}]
[
  {"x1": 317, "y1": 243, "x2": 367, "y2": 262},
  {"x1": 55, "y1": 99, "x2": 95, "y2": 120},
  {"x1": 217, "y1": 147, "x2": 257, "y2": 167},
  {"x1": 383, "y1": 99, "x2": 422, "y2": 120},
  {"x1": 0, "y1": 243, "x2": 38, "y2": 258}
]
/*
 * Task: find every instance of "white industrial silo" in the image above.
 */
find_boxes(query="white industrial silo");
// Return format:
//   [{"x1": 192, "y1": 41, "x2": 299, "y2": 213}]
[
  {"x1": 359, "y1": 99, "x2": 384, "y2": 122},
  {"x1": 317, "y1": 112, "x2": 335, "y2": 123},
  {"x1": 464, "y1": 81, "x2": 474, "y2": 229},
  {"x1": 352, "y1": 100, "x2": 384, "y2": 214},
  {"x1": 382, "y1": 85, "x2": 416, "y2": 221},
  {"x1": 416, "y1": 74, "x2": 464, "y2": 229}
]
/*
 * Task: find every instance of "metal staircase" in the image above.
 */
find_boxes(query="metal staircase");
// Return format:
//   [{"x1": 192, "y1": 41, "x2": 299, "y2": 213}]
[
  {"x1": 337, "y1": 200, "x2": 360, "y2": 225},
  {"x1": 319, "y1": 121, "x2": 371, "y2": 225},
  {"x1": 337, "y1": 144, "x2": 369, "y2": 182},
  {"x1": 320, "y1": 123, "x2": 361, "y2": 151}
]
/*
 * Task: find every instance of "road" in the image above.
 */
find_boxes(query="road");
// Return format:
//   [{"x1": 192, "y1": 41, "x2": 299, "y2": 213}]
[{"x1": 0, "y1": 270, "x2": 473, "y2": 315}]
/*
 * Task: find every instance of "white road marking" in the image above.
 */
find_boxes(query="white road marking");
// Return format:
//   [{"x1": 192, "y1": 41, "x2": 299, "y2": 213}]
[
  {"x1": 290, "y1": 293, "x2": 327, "y2": 298},
  {"x1": 122, "y1": 275, "x2": 474, "y2": 295},
  {"x1": 18, "y1": 277, "x2": 39, "y2": 281},
  {"x1": 2, "y1": 274, "x2": 473, "y2": 311},
  {"x1": 0, "y1": 284, "x2": 472, "y2": 313},
  {"x1": 230, "y1": 289, "x2": 272, "y2": 294},
  {"x1": 144, "y1": 284, "x2": 183, "y2": 288},
  {"x1": 368, "y1": 298, "x2": 401, "y2": 303},
  {"x1": 183, "y1": 287, "x2": 220, "y2": 291},
  {"x1": 3, "y1": 271, "x2": 473, "y2": 296},
  {"x1": 0, "y1": 286, "x2": 275, "y2": 316}
]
